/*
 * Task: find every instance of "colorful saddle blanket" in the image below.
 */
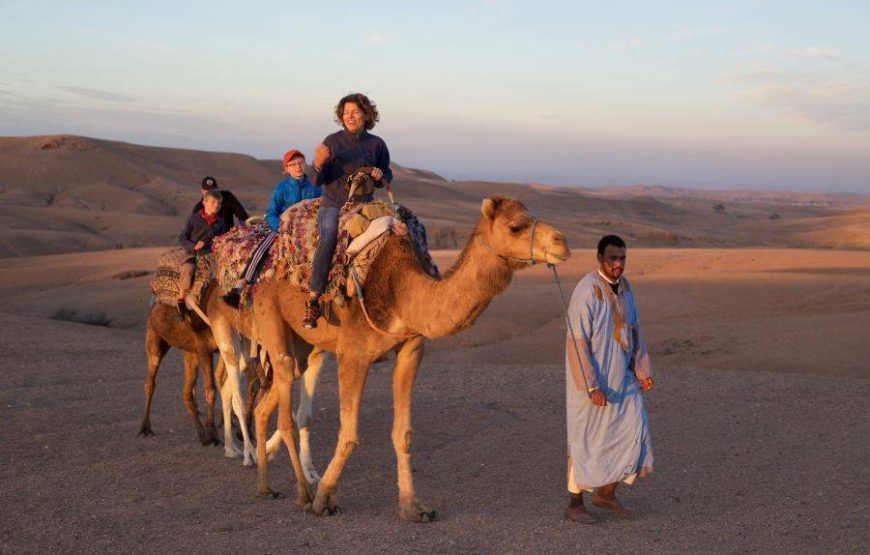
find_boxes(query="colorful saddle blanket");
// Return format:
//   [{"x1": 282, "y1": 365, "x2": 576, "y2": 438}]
[
  {"x1": 212, "y1": 198, "x2": 439, "y2": 308},
  {"x1": 149, "y1": 248, "x2": 216, "y2": 307}
]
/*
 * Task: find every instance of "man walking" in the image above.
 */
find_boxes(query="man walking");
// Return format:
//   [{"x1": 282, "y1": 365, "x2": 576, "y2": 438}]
[{"x1": 564, "y1": 235, "x2": 654, "y2": 523}]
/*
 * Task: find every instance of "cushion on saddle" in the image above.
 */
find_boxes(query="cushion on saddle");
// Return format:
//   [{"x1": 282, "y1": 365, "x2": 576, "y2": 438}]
[
  {"x1": 212, "y1": 198, "x2": 439, "y2": 308},
  {"x1": 149, "y1": 248, "x2": 216, "y2": 307}
]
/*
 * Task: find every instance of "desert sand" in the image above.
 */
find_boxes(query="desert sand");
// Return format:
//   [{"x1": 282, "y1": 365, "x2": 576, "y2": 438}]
[{"x1": 1, "y1": 245, "x2": 868, "y2": 554}]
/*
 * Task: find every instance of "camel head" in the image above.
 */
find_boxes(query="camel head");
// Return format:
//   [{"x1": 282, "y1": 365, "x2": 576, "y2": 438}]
[{"x1": 478, "y1": 195, "x2": 570, "y2": 266}]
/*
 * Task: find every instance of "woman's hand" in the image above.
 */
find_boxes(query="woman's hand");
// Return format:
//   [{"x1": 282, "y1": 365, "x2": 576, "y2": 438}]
[
  {"x1": 313, "y1": 144, "x2": 331, "y2": 170},
  {"x1": 638, "y1": 377, "x2": 654, "y2": 391},
  {"x1": 194, "y1": 240, "x2": 205, "y2": 251},
  {"x1": 370, "y1": 167, "x2": 383, "y2": 181}
]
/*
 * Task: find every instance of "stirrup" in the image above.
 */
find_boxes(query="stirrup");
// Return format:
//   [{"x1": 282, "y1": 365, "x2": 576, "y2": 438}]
[{"x1": 302, "y1": 299, "x2": 321, "y2": 329}]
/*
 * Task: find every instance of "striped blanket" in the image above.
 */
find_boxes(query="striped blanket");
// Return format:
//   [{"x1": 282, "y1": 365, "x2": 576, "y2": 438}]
[
  {"x1": 212, "y1": 198, "x2": 439, "y2": 308},
  {"x1": 150, "y1": 248, "x2": 216, "y2": 307}
]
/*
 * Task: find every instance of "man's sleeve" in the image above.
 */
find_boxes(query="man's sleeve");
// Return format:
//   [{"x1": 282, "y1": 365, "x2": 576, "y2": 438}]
[
  {"x1": 628, "y1": 292, "x2": 653, "y2": 380},
  {"x1": 566, "y1": 282, "x2": 599, "y2": 391},
  {"x1": 178, "y1": 217, "x2": 195, "y2": 253},
  {"x1": 192, "y1": 200, "x2": 203, "y2": 214},
  {"x1": 225, "y1": 192, "x2": 249, "y2": 222},
  {"x1": 313, "y1": 136, "x2": 333, "y2": 186}
]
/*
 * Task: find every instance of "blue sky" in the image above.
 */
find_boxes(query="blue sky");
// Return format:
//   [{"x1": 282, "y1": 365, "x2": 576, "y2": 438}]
[{"x1": 1, "y1": 0, "x2": 868, "y2": 192}]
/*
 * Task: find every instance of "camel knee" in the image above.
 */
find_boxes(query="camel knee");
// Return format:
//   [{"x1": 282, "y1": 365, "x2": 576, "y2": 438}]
[
  {"x1": 340, "y1": 437, "x2": 359, "y2": 458},
  {"x1": 392, "y1": 429, "x2": 412, "y2": 454}
]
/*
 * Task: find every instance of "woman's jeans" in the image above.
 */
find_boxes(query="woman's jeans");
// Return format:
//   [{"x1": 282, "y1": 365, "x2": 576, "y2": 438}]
[{"x1": 310, "y1": 205, "x2": 341, "y2": 294}]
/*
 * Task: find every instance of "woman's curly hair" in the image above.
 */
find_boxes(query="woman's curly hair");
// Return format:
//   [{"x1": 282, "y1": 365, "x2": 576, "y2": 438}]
[{"x1": 334, "y1": 93, "x2": 379, "y2": 131}]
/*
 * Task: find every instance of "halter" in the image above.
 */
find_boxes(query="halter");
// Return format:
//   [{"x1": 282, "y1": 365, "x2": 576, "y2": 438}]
[{"x1": 476, "y1": 218, "x2": 540, "y2": 266}]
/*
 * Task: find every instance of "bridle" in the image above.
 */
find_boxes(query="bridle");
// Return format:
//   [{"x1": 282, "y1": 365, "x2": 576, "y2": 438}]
[{"x1": 476, "y1": 218, "x2": 541, "y2": 266}]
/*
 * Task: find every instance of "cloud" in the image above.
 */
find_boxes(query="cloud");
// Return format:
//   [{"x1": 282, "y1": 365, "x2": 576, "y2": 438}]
[
  {"x1": 59, "y1": 86, "x2": 138, "y2": 103},
  {"x1": 366, "y1": 34, "x2": 385, "y2": 45},
  {"x1": 732, "y1": 67, "x2": 870, "y2": 133},
  {"x1": 611, "y1": 37, "x2": 644, "y2": 52},
  {"x1": 738, "y1": 44, "x2": 842, "y2": 61}
]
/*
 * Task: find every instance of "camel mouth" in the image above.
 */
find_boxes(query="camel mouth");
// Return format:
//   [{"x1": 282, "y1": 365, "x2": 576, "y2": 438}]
[{"x1": 545, "y1": 251, "x2": 570, "y2": 265}]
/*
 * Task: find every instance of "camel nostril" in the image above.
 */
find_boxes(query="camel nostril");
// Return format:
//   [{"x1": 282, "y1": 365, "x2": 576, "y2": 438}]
[{"x1": 553, "y1": 233, "x2": 566, "y2": 245}]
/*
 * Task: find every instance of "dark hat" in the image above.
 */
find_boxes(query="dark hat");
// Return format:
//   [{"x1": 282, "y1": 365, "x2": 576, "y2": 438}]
[{"x1": 201, "y1": 176, "x2": 218, "y2": 190}]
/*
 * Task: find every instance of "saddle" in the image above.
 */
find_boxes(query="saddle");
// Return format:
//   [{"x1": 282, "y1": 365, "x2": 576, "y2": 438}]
[
  {"x1": 150, "y1": 248, "x2": 216, "y2": 308},
  {"x1": 212, "y1": 197, "x2": 439, "y2": 309}
]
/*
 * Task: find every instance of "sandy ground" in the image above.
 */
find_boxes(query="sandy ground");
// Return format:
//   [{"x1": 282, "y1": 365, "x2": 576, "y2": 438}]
[{"x1": 1, "y1": 247, "x2": 869, "y2": 554}]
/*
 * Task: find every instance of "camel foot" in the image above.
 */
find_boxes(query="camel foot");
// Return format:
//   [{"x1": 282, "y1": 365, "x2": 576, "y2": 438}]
[
  {"x1": 138, "y1": 421, "x2": 154, "y2": 437},
  {"x1": 399, "y1": 497, "x2": 437, "y2": 523},
  {"x1": 258, "y1": 487, "x2": 284, "y2": 500},
  {"x1": 307, "y1": 494, "x2": 341, "y2": 517},
  {"x1": 564, "y1": 505, "x2": 597, "y2": 524},
  {"x1": 303, "y1": 468, "x2": 322, "y2": 487},
  {"x1": 224, "y1": 445, "x2": 243, "y2": 459},
  {"x1": 295, "y1": 484, "x2": 316, "y2": 509},
  {"x1": 590, "y1": 495, "x2": 636, "y2": 519}
]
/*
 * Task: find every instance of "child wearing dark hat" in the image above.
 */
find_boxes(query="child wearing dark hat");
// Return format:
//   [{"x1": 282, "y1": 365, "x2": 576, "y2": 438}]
[{"x1": 192, "y1": 176, "x2": 249, "y2": 231}]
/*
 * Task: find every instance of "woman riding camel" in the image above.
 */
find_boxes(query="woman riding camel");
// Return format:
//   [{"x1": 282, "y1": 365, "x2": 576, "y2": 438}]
[{"x1": 302, "y1": 92, "x2": 393, "y2": 328}]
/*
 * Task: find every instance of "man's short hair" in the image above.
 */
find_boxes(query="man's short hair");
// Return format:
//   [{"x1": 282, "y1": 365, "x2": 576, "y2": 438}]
[
  {"x1": 201, "y1": 176, "x2": 218, "y2": 190},
  {"x1": 204, "y1": 190, "x2": 222, "y2": 202},
  {"x1": 597, "y1": 234, "x2": 626, "y2": 256}
]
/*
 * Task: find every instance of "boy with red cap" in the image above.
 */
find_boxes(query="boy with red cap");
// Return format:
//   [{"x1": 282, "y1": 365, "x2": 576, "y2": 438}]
[{"x1": 222, "y1": 149, "x2": 321, "y2": 307}]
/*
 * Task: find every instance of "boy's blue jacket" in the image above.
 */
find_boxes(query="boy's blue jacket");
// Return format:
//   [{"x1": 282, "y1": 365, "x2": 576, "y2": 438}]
[{"x1": 265, "y1": 174, "x2": 321, "y2": 231}]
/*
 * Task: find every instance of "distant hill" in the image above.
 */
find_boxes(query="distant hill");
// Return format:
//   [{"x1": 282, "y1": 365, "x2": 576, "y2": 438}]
[{"x1": 0, "y1": 134, "x2": 867, "y2": 257}]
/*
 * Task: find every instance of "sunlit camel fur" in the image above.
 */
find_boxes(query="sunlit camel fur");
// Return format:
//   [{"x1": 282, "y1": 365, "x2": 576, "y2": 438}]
[{"x1": 251, "y1": 195, "x2": 570, "y2": 522}]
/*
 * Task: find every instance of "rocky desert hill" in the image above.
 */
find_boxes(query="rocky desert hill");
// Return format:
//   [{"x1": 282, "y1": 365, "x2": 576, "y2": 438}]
[{"x1": 0, "y1": 134, "x2": 867, "y2": 257}]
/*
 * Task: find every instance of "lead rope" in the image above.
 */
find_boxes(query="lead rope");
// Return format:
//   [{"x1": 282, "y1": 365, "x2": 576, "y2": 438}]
[{"x1": 548, "y1": 263, "x2": 592, "y2": 398}]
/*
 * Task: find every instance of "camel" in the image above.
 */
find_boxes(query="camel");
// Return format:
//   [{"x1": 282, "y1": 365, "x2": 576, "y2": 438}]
[
  {"x1": 139, "y1": 292, "x2": 222, "y2": 446},
  {"x1": 204, "y1": 289, "x2": 327, "y2": 474},
  {"x1": 248, "y1": 195, "x2": 570, "y2": 521}
]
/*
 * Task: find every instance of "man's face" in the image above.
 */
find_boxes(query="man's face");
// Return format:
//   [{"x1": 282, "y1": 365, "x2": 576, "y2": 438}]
[
  {"x1": 341, "y1": 102, "x2": 366, "y2": 134},
  {"x1": 598, "y1": 245, "x2": 626, "y2": 281},
  {"x1": 203, "y1": 196, "x2": 221, "y2": 216},
  {"x1": 284, "y1": 156, "x2": 306, "y2": 179}
]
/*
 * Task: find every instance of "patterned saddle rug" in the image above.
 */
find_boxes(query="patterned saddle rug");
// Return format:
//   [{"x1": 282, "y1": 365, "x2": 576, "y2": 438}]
[
  {"x1": 212, "y1": 198, "x2": 439, "y2": 308},
  {"x1": 150, "y1": 248, "x2": 216, "y2": 307}
]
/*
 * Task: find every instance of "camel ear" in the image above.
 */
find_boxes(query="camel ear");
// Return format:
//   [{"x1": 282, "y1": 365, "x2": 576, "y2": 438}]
[{"x1": 481, "y1": 197, "x2": 498, "y2": 220}]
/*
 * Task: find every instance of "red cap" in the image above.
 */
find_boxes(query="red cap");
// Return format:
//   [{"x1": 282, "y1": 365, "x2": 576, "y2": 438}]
[{"x1": 282, "y1": 149, "x2": 305, "y2": 166}]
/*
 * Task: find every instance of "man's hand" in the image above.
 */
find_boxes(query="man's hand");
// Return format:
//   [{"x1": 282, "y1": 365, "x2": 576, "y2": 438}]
[
  {"x1": 590, "y1": 388, "x2": 607, "y2": 407},
  {"x1": 638, "y1": 377, "x2": 654, "y2": 391},
  {"x1": 370, "y1": 167, "x2": 384, "y2": 181},
  {"x1": 313, "y1": 144, "x2": 331, "y2": 170},
  {"x1": 193, "y1": 240, "x2": 205, "y2": 251}
]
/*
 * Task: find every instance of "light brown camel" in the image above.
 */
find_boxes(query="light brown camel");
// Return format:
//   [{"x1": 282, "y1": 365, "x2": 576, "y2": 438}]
[{"x1": 249, "y1": 195, "x2": 570, "y2": 521}]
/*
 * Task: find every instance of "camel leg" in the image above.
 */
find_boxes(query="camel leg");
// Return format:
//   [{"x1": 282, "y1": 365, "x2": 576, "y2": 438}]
[
  {"x1": 180, "y1": 351, "x2": 209, "y2": 444},
  {"x1": 296, "y1": 347, "x2": 325, "y2": 484},
  {"x1": 196, "y1": 349, "x2": 220, "y2": 446},
  {"x1": 231, "y1": 342, "x2": 257, "y2": 465},
  {"x1": 242, "y1": 359, "x2": 260, "y2": 442},
  {"x1": 139, "y1": 326, "x2": 169, "y2": 437},
  {"x1": 256, "y1": 317, "x2": 314, "y2": 507},
  {"x1": 392, "y1": 337, "x2": 436, "y2": 522},
  {"x1": 255, "y1": 381, "x2": 282, "y2": 498},
  {"x1": 212, "y1": 323, "x2": 246, "y2": 460},
  {"x1": 310, "y1": 354, "x2": 371, "y2": 516}
]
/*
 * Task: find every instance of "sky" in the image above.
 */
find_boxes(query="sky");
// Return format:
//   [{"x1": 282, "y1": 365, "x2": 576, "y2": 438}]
[{"x1": 1, "y1": 0, "x2": 869, "y2": 193}]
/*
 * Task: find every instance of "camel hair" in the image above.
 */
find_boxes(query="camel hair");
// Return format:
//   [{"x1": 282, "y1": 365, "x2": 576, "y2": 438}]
[
  {"x1": 246, "y1": 195, "x2": 570, "y2": 522},
  {"x1": 204, "y1": 288, "x2": 326, "y2": 475}
]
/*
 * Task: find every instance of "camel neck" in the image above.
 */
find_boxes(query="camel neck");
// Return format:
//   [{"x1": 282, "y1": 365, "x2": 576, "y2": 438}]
[{"x1": 395, "y1": 222, "x2": 514, "y2": 339}]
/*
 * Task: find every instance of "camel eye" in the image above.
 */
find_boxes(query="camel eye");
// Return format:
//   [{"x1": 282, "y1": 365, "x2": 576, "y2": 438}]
[{"x1": 507, "y1": 222, "x2": 526, "y2": 234}]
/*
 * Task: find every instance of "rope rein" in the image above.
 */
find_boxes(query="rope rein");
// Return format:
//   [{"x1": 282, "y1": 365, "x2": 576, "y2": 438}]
[{"x1": 548, "y1": 263, "x2": 593, "y2": 398}]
